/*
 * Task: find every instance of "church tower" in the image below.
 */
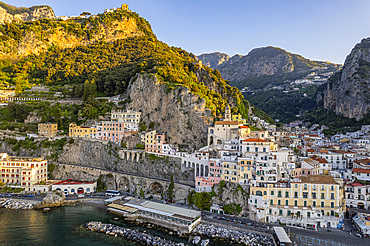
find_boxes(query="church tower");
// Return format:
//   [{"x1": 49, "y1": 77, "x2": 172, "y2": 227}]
[{"x1": 225, "y1": 104, "x2": 231, "y2": 120}]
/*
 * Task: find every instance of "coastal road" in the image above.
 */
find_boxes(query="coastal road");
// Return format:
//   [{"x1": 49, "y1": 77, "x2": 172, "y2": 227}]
[{"x1": 201, "y1": 212, "x2": 367, "y2": 246}]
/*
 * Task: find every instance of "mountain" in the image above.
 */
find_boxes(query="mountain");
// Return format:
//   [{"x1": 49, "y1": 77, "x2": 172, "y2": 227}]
[
  {"x1": 197, "y1": 52, "x2": 230, "y2": 69},
  {"x1": 0, "y1": 2, "x2": 55, "y2": 24},
  {"x1": 199, "y1": 47, "x2": 340, "y2": 122},
  {"x1": 318, "y1": 38, "x2": 370, "y2": 121},
  {"x1": 0, "y1": 4, "x2": 259, "y2": 150}
]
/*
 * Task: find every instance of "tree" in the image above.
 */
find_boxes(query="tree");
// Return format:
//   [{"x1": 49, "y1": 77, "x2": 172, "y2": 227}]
[
  {"x1": 80, "y1": 12, "x2": 91, "y2": 17},
  {"x1": 168, "y1": 173, "x2": 174, "y2": 201},
  {"x1": 83, "y1": 79, "x2": 96, "y2": 101}
]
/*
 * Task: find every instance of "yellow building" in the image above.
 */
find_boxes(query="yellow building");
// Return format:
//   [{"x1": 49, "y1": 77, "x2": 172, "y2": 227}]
[
  {"x1": 238, "y1": 157, "x2": 254, "y2": 185},
  {"x1": 232, "y1": 113, "x2": 247, "y2": 124},
  {"x1": 69, "y1": 123, "x2": 96, "y2": 138},
  {"x1": 141, "y1": 130, "x2": 157, "y2": 145},
  {"x1": 38, "y1": 123, "x2": 58, "y2": 137},
  {"x1": 249, "y1": 175, "x2": 345, "y2": 228},
  {"x1": 221, "y1": 161, "x2": 239, "y2": 183},
  {"x1": 0, "y1": 153, "x2": 48, "y2": 191}
]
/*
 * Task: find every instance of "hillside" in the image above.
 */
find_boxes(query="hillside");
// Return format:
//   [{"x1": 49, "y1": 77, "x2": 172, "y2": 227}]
[
  {"x1": 317, "y1": 38, "x2": 370, "y2": 121},
  {"x1": 198, "y1": 47, "x2": 340, "y2": 122},
  {"x1": 0, "y1": 2, "x2": 54, "y2": 24},
  {"x1": 0, "y1": 4, "x2": 256, "y2": 150},
  {"x1": 197, "y1": 52, "x2": 229, "y2": 69}
]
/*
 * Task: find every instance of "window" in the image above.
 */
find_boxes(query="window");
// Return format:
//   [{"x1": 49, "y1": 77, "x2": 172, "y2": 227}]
[
  {"x1": 303, "y1": 192, "x2": 308, "y2": 198},
  {"x1": 269, "y1": 209, "x2": 272, "y2": 215},
  {"x1": 321, "y1": 193, "x2": 325, "y2": 199},
  {"x1": 279, "y1": 210, "x2": 282, "y2": 215},
  {"x1": 331, "y1": 193, "x2": 335, "y2": 199},
  {"x1": 295, "y1": 184, "x2": 298, "y2": 188},
  {"x1": 294, "y1": 200, "x2": 298, "y2": 206},
  {"x1": 294, "y1": 192, "x2": 298, "y2": 198},
  {"x1": 304, "y1": 201, "x2": 307, "y2": 207},
  {"x1": 313, "y1": 201, "x2": 316, "y2": 207},
  {"x1": 278, "y1": 191, "x2": 282, "y2": 197},
  {"x1": 271, "y1": 191, "x2": 274, "y2": 196},
  {"x1": 270, "y1": 199, "x2": 273, "y2": 205},
  {"x1": 312, "y1": 192, "x2": 316, "y2": 199},
  {"x1": 331, "y1": 202, "x2": 334, "y2": 208},
  {"x1": 285, "y1": 200, "x2": 289, "y2": 206},
  {"x1": 278, "y1": 200, "x2": 281, "y2": 205},
  {"x1": 287, "y1": 210, "x2": 291, "y2": 216},
  {"x1": 304, "y1": 184, "x2": 307, "y2": 190},
  {"x1": 307, "y1": 212, "x2": 311, "y2": 218},
  {"x1": 321, "y1": 202, "x2": 324, "y2": 208}
]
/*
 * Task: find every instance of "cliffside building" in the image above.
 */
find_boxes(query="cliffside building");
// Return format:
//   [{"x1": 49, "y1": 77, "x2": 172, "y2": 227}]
[
  {"x1": 69, "y1": 123, "x2": 97, "y2": 138},
  {"x1": 38, "y1": 123, "x2": 58, "y2": 138},
  {"x1": 111, "y1": 110, "x2": 141, "y2": 132},
  {"x1": 0, "y1": 153, "x2": 48, "y2": 191}
]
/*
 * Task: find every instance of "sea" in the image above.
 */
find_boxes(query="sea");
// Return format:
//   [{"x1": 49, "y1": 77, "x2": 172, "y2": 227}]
[{"x1": 0, "y1": 205, "x2": 231, "y2": 246}]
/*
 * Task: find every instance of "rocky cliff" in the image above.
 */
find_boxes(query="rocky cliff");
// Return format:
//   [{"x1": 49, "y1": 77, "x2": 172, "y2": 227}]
[
  {"x1": 0, "y1": 2, "x2": 55, "y2": 24},
  {"x1": 124, "y1": 74, "x2": 212, "y2": 150},
  {"x1": 197, "y1": 52, "x2": 230, "y2": 69},
  {"x1": 320, "y1": 38, "x2": 370, "y2": 120}
]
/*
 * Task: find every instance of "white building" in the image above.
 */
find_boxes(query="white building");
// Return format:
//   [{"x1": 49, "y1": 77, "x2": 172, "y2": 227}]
[{"x1": 52, "y1": 179, "x2": 97, "y2": 194}]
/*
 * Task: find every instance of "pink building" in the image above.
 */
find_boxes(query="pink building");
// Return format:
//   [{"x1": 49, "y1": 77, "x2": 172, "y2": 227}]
[
  {"x1": 95, "y1": 121, "x2": 125, "y2": 142},
  {"x1": 145, "y1": 134, "x2": 166, "y2": 153},
  {"x1": 195, "y1": 160, "x2": 221, "y2": 193}
]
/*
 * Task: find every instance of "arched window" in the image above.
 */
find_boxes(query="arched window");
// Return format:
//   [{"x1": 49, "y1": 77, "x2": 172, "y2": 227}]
[
  {"x1": 256, "y1": 191, "x2": 263, "y2": 196},
  {"x1": 87, "y1": 188, "x2": 90, "y2": 192},
  {"x1": 71, "y1": 188, "x2": 75, "y2": 193}
]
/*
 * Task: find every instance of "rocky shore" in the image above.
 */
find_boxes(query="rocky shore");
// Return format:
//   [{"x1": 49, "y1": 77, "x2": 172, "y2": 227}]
[
  {"x1": 193, "y1": 224, "x2": 274, "y2": 246},
  {"x1": 85, "y1": 221, "x2": 185, "y2": 246},
  {"x1": 0, "y1": 199, "x2": 36, "y2": 209}
]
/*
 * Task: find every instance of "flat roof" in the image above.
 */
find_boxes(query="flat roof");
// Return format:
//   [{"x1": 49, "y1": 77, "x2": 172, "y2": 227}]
[
  {"x1": 108, "y1": 203, "x2": 138, "y2": 213},
  {"x1": 105, "y1": 196, "x2": 124, "y2": 202},
  {"x1": 273, "y1": 226, "x2": 292, "y2": 243},
  {"x1": 124, "y1": 199, "x2": 200, "y2": 221}
]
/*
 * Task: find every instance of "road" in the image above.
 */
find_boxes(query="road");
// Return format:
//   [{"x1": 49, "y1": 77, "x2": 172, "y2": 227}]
[{"x1": 201, "y1": 211, "x2": 367, "y2": 246}]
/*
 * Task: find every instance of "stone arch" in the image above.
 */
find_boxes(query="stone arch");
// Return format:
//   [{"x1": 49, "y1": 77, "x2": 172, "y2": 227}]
[
  {"x1": 205, "y1": 165, "x2": 209, "y2": 177},
  {"x1": 200, "y1": 164, "x2": 204, "y2": 176},
  {"x1": 196, "y1": 163, "x2": 199, "y2": 176},
  {"x1": 217, "y1": 139, "x2": 222, "y2": 145},
  {"x1": 150, "y1": 182, "x2": 163, "y2": 194},
  {"x1": 209, "y1": 136, "x2": 214, "y2": 146},
  {"x1": 118, "y1": 176, "x2": 130, "y2": 191}
]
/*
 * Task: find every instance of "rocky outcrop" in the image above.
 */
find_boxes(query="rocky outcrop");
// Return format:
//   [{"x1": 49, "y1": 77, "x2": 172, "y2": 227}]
[
  {"x1": 212, "y1": 182, "x2": 249, "y2": 217},
  {"x1": 35, "y1": 191, "x2": 66, "y2": 208},
  {"x1": 320, "y1": 38, "x2": 370, "y2": 120},
  {"x1": 0, "y1": 3, "x2": 55, "y2": 24},
  {"x1": 197, "y1": 52, "x2": 230, "y2": 69},
  {"x1": 124, "y1": 74, "x2": 212, "y2": 150}
]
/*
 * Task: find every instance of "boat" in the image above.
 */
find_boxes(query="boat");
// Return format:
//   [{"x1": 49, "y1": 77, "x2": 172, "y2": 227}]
[
  {"x1": 192, "y1": 236, "x2": 201, "y2": 245},
  {"x1": 201, "y1": 239, "x2": 209, "y2": 246},
  {"x1": 113, "y1": 217, "x2": 119, "y2": 221}
]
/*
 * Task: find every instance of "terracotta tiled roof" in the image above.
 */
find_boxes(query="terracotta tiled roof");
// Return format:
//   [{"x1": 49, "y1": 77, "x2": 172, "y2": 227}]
[
  {"x1": 242, "y1": 138, "x2": 269, "y2": 143},
  {"x1": 215, "y1": 121, "x2": 239, "y2": 125},
  {"x1": 352, "y1": 168, "x2": 370, "y2": 174},
  {"x1": 239, "y1": 125, "x2": 250, "y2": 129},
  {"x1": 300, "y1": 175, "x2": 338, "y2": 184}
]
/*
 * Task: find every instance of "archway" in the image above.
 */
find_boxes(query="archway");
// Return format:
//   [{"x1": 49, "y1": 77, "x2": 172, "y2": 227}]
[
  {"x1": 119, "y1": 176, "x2": 130, "y2": 191},
  {"x1": 196, "y1": 164, "x2": 199, "y2": 176},
  {"x1": 205, "y1": 165, "x2": 209, "y2": 177},
  {"x1": 358, "y1": 202, "x2": 365, "y2": 210},
  {"x1": 77, "y1": 187, "x2": 84, "y2": 194},
  {"x1": 150, "y1": 182, "x2": 163, "y2": 194},
  {"x1": 200, "y1": 164, "x2": 204, "y2": 176},
  {"x1": 209, "y1": 136, "x2": 214, "y2": 146},
  {"x1": 217, "y1": 139, "x2": 222, "y2": 145}
]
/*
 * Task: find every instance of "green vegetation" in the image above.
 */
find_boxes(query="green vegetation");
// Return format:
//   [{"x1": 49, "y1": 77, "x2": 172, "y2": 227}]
[
  {"x1": 167, "y1": 174, "x2": 174, "y2": 201},
  {"x1": 48, "y1": 163, "x2": 56, "y2": 179},
  {"x1": 222, "y1": 203, "x2": 242, "y2": 215},
  {"x1": 187, "y1": 190, "x2": 215, "y2": 211},
  {"x1": 96, "y1": 174, "x2": 106, "y2": 190},
  {"x1": 135, "y1": 143, "x2": 145, "y2": 149}
]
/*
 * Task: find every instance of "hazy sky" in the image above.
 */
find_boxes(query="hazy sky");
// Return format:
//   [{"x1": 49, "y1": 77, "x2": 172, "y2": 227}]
[{"x1": 5, "y1": 0, "x2": 370, "y2": 64}]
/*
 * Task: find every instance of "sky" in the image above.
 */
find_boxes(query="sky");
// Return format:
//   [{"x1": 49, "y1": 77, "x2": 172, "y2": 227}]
[{"x1": 5, "y1": 0, "x2": 370, "y2": 64}]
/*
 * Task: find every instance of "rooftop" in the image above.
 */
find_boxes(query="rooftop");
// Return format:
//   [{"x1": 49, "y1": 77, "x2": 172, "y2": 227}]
[
  {"x1": 353, "y1": 168, "x2": 370, "y2": 174},
  {"x1": 52, "y1": 179, "x2": 95, "y2": 185},
  {"x1": 215, "y1": 121, "x2": 239, "y2": 125},
  {"x1": 299, "y1": 175, "x2": 338, "y2": 185},
  {"x1": 242, "y1": 138, "x2": 269, "y2": 143}
]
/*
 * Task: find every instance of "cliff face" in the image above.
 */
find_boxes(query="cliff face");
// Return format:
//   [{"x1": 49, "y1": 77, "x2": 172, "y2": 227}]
[
  {"x1": 0, "y1": 3, "x2": 55, "y2": 24},
  {"x1": 321, "y1": 38, "x2": 370, "y2": 120},
  {"x1": 124, "y1": 74, "x2": 213, "y2": 150},
  {"x1": 197, "y1": 52, "x2": 230, "y2": 69}
]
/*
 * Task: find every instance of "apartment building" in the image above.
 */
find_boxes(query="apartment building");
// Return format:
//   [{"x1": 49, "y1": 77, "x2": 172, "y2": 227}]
[
  {"x1": 94, "y1": 121, "x2": 125, "y2": 142},
  {"x1": 69, "y1": 123, "x2": 96, "y2": 138},
  {"x1": 345, "y1": 182, "x2": 370, "y2": 210},
  {"x1": 111, "y1": 110, "x2": 141, "y2": 131},
  {"x1": 249, "y1": 175, "x2": 345, "y2": 229},
  {"x1": 0, "y1": 153, "x2": 48, "y2": 191},
  {"x1": 38, "y1": 123, "x2": 58, "y2": 137}
]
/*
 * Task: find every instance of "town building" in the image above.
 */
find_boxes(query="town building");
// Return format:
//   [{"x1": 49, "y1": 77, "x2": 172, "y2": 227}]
[
  {"x1": 107, "y1": 198, "x2": 201, "y2": 233},
  {"x1": 69, "y1": 123, "x2": 96, "y2": 138},
  {"x1": 0, "y1": 153, "x2": 48, "y2": 191},
  {"x1": 38, "y1": 123, "x2": 58, "y2": 138},
  {"x1": 51, "y1": 179, "x2": 96, "y2": 194},
  {"x1": 94, "y1": 121, "x2": 125, "y2": 142},
  {"x1": 111, "y1": 110, "x2": 141, "y2": 132},
  {"x1": 352, "y1": 213, "x2": 370, "y2": 237},
  {"x1": 345, "y1": 182, "x2": 370, "y2": 210},
  {"x1": 249, "y1": 175, "x2": 345, "y2": 229}
]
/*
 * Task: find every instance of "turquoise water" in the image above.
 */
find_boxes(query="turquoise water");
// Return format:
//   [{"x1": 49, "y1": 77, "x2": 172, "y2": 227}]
[{"x1": 0, "y1": 205, "x2": 232, "y2": 246}]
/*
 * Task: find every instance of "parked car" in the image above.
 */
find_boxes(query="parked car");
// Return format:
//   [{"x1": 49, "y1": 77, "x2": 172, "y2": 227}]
[{"x1": 355, "y1": 233, "x2": 362, "y2": 238}]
